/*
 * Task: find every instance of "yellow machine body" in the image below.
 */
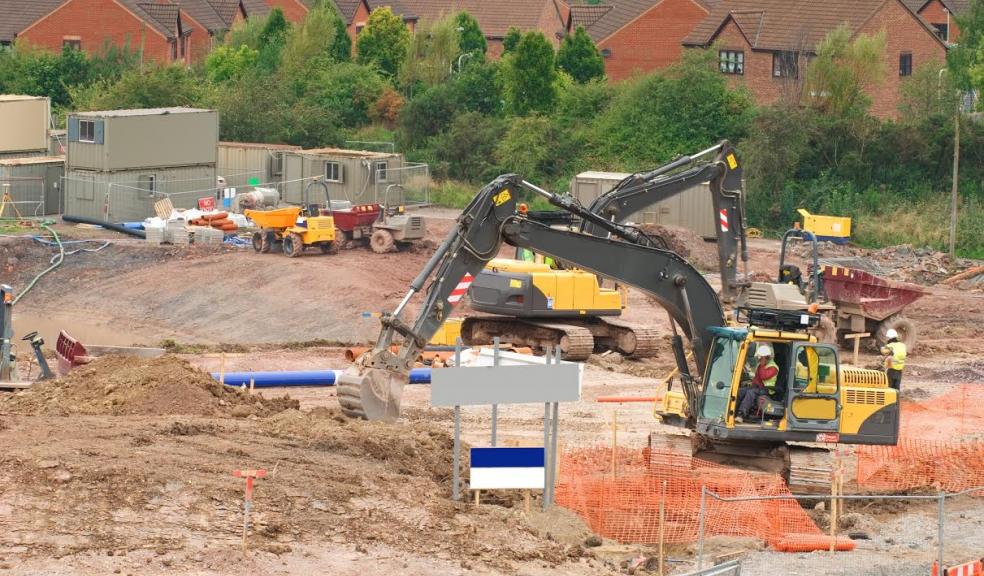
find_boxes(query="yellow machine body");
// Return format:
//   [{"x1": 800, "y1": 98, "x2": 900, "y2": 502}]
[
  {"x1": 477, "y1": 258, "x2": 622, "y2": 316},
  {"x1": 288, "y1": 215, "x2": 336, "y2": 245}
]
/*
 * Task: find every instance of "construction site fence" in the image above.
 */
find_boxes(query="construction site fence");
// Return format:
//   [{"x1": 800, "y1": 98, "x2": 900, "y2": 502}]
[
  {"x1": 374, "y1": 162, "x2": 429, "y2": 207},
  {"x1": 556, "y1": 445, "x2": 984, "y2": 575},
  {"x1": 0, "y1": 176, "x2": 55, "y2": 217}
]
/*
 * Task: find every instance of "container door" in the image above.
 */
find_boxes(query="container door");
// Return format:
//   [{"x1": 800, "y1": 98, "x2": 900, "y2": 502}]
[
  {"x1": 786, "y1": 343, "x2": 840, "y2": 433},
  {"x1": 44, "y1": 166, "x2": 62, "y2": 215}
]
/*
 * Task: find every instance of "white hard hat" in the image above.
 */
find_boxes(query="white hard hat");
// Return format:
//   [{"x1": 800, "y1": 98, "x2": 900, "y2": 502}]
[
  {"x1": 885, "y1": 328, "x2": 899, "y2": 340},
  {"x1": 755, "y1": 345, "x2": 773, "y2": 358}
]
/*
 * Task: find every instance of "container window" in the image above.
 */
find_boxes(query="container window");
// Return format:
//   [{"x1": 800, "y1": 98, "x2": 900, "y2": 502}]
[
  {"x1": 138, "y1": 174, "x2": 156, "y2": 195},
  {"x1": 79, "y1": 120, "x2": 96, "y2": 143},
  {"x1": 374, "y1": 161, "x2": 388, "y2": 183},
  {"x1": 325, "y1": 162, "x2": 342, "y2": 183}
]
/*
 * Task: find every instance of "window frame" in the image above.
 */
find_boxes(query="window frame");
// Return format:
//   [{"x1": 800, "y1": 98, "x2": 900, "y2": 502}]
[
  {"x1": 325, "y1": 161, "x2": 342, "y2": 183},
  {"x1": 772, "y1": 50, "x2": 798, "y2": 79},
  {"x1": 79, "y1": 120, "x2": 96, "y2": 143},
  {"x1": 899, "y1": 52, "x2": 913, "y2": 77},
  {"x1": 374, "y1": 161, "x2": 388, "y2": 183},
  {"x1": 719, "y1": 50, "x2": 744, "y2": 75},
  {"x1": 62, "y1": 38, "x2": 81, "y2": 51}
]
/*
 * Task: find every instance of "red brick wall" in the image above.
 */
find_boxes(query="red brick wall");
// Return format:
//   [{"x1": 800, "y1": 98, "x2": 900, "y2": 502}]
[
  {"x1": 182, "y1": 11, "x2": 212, "y2": 63},
  {"x1": 19, "y1": 0, "x2": 175, "y2": 62},
  {"x1": 599, "y1": 0, "x2": 709, "y2": 81},
  {"x1": 349, "y1": 0, "x2": 371, "y2": 48},
  {"x1": 264, "y1": 0, "x2": 309, "y2": 23},
  {"x1": 918, "y1": 0, "x2": 959, "y2": 42},
  {"x1": 694, "y1": 1, "x2": 946, "y2": 119},
  {"x1": 859, "y1": 0, "x2": 947, "y2": 118}
]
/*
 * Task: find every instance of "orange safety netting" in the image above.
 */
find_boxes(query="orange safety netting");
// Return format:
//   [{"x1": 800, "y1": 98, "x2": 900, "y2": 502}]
[
  {"x1": 556, "y1": 446, "x2": 855, "y2": 552},
  {"x1": 856, "y1": 384, "x2": 984, "y2": 492}
]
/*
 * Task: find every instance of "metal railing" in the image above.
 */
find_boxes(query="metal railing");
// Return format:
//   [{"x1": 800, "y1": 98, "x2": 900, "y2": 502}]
[
  {"x1": 696, "y1": 486, "x2": 984, "y2": 573},
  {"x1": 375, "y1": 162, "x2": 430, "y2": 207}
]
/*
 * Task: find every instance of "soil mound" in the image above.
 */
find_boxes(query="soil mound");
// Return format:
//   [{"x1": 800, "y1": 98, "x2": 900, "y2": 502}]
[
  {"x1": 1, "y1": 355, "x2": 298, "y2": 417},
  {"x1": 637, "y1": 224, "x2": 718, "y2": 271}
]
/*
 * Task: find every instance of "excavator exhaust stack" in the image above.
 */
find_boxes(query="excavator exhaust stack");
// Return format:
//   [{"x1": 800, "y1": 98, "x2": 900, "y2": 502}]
[{"x1": 336, "y1": 352, "x2": 406, "y2": 421}]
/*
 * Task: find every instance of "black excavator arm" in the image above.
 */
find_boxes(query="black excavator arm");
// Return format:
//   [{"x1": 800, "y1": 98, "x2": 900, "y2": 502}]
[
  {"x1": 337, "y1": 175, "x2": 725, "y2": 421},
  {"x1": 577, "y1": 141, "x2": 746, "y2": 298}
]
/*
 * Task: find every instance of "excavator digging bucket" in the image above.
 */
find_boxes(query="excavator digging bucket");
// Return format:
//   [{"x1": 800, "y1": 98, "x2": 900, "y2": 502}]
[{"x1": 336, "y1": 364, "x2": 405, "y2": 422}]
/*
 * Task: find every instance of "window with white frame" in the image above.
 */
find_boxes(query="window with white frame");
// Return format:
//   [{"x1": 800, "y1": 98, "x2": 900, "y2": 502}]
[
  {"x1": 374, "y1": 161, "x2": 388, "y2": 182},
  {"x1": 325, "y1": 161, "x2": 342, "y2": 182},
  {"x1": 79, "y1": 120, "x2": 96, "y2": 143},
  {"x1": 719, "y1": 50, "x2": 744, "y2": 75}
]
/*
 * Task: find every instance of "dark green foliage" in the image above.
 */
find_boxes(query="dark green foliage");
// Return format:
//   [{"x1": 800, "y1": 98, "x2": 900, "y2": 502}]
[
  {"x1": 432, "y1": 112, "x2": 504, "y2": 181},
  {"x1": 399, "y1": 83, "x2": 458, "y2": 145},
  {"x1": 947, "y1": 0, "x2": 984, "y2": 92},
  {"x1": 259, "y1": 8, "x2": 290, "y2": 47},
  {"x1": 71, "y1": 64, "x2": 203, "y2": 110},
  {"x1": 500, "y1": 31, "x2": 557, "y2": 115},
  {"x1": 502, "y1": 27, "x2": 522, "y2": 54},
  {"x1": 330, "y1": 14, "x2": 352, "y2": 61},
  {"x1": 556, "y1": 26, "x2": 604, "y2": 83},
  {"x1": 455, "y1": 12, "x2": 487, "y2": 57}
]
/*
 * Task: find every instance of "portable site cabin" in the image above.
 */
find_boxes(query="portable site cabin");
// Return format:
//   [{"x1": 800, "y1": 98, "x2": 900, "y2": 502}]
[
  {"x1": 0, "y1": 156, "x2": 64, "y2": 216},
  {"x1": 282, "y1": 148, "x2": 405, "y2": 206},
  {"x1": 571, "y1": 171, "x2": 717, "y2": 239},
  {"x1": 63, "y1": 107, "x2": 219, "y2": 222},
  {"x1": 217, "y1": 141, "x2": 301, "y2": 190},
  {"x1": 0, "y1": 95, "x2": 51, "y2": 160}
]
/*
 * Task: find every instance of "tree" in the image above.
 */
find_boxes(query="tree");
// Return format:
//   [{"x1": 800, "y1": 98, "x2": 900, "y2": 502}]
[
  {"x1": 556, "y1": 26, "x2": 604, "y2": 83},
  {"x1": 502, "y1": 27, "x2": 522, "y2": 54},
  {"x1": 805, "y1": 25, "x2": 886, "y2": 117},
  {"x1": 455, "y1": 12, "x2": 486, "y2": 58},
  {"x1": 204, "y1": 44, "x2": 259, "y2": 83},
  {"x1": 70, "y1": 64, "x2": 203, "y2": 110},
  {"x1": 500, "y1": 31, "x2": 557, "y2": 115},
  {"x1": 947, "y1": 0, "x2": 984, "y2": 94},
  {"x1": 329, "y1": 14, "x2": 352, "y2": 61},
  {"x1": 433, "y1": 111, "x2": 504, "y2": 181},
  {"x1": 400, "y1": 14, "x2": 459, "y2": 89},
  {"x1": 259, "y1": 8, "x2": 289, "y2": 48},
  {"x1": 280, "y1": 4, "x2": 340, "y2": 76},
  {"x1": 356, "y1": 7, "x2": 411, "y2": 77}
]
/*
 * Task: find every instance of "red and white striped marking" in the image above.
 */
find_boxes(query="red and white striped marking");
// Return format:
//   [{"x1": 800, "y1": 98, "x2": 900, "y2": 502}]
[
  {"x1": 447, "y1": 273, "x2": 474, "y2": 304},
  {"x1": 719, "y1": 209, "x2": 729, "y2": 232},
  {"x1": 945, "y1": 560, "x2": 983, "y2": 576}
]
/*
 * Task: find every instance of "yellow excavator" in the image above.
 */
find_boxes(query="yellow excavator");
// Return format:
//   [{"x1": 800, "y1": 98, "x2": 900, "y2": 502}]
[
  {"x1": 460, "y1": 141, "x2": 747, "y2": 360},
  {"x1": 338, "y1": 172, "x2": 899, "y2": 480}
]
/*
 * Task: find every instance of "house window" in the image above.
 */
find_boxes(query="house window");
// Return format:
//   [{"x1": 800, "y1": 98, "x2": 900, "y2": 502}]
[
  {"x1": 62, "y1": 38, "x2": 81, "y2": 50},
  {"x1": 374, "y1": 161, "x2": 388, "y2": 183},
  {"x1": 355, "y1": 24, "x2": 365, "y2": 35},
  {"x1": 772, "y1": 51, "x2": 798, "y2": 79},
  {"x1": 719, "y1": 50, "x2": 744, "y2": 75},
  {"x1": 79, "y1": 120, "x2": 96, "y2": 143},
  {"x1": 899, "y1": 52, "x2": 913, "y2": 77},
  {"x1": 600, "y1": 48, "x2": 612, "y2": 58},
  {"x1": 0, "y1": 41, "x2": 11, "y2": 50},
  {"x1": 325, "y1": 161, "x2": 342, "y2": 183},
  {"x1": 932, "y1": 23, "x2": 948, "y2": 41}
]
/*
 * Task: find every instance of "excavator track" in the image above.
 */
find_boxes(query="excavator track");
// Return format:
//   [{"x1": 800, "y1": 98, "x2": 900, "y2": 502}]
[
  {"x1": 597, "y1": 317, "x2": 662, "y2": 358},
  {"x1": 650, "y1": 433, "x2": 833, "y2": 493},
  {"x1": 461, "y1": 317, "x2": 595, "y2": 360}
]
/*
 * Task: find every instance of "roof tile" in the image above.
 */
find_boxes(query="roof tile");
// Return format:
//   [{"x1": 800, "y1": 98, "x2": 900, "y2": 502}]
[{"x1": 0, "y1": 0, "x2": 65, "y2": 42}]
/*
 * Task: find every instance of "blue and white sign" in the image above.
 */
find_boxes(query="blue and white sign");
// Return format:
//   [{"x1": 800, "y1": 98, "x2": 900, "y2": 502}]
[{"x1": 470, "y1": 447, "x2": 545, "y2": 490}]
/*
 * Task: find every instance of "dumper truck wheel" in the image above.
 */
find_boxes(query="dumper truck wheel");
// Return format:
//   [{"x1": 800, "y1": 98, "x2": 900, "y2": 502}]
[
  {"x1": 876, "y1": 315, "x2": 917, "y2": 352},
  {"x1": 251, "y1": 232, "x2": 263, "y2": 253},
  {"x1": 283, "y1": 232, "x2": 304, "y2": 258},
  {"x1": 319, "y1": 241, "x2": 338, "y2": 255},
  {"x1": 260, "y1": 231, "x2": 275, "y2": 253},
  {"x1": 334, "y1": 227, "x2": 349, "y2": 250},
  {"x1": 370, "y1": 229, "x2": 395, "y2": 253}
]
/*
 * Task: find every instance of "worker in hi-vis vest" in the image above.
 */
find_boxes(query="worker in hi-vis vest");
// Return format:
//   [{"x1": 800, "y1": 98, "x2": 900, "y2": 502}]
[
  {"x1": 736, "y1": 345, "x2": 779, "y2": 422},
  {"x1": 880, "y1": 329, "x2": 906, "y2": 390}
]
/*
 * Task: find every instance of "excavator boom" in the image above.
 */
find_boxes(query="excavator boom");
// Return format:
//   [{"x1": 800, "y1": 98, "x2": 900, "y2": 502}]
[{"x1": 338, "y1": 175, "x2": 724, "y2": 420}]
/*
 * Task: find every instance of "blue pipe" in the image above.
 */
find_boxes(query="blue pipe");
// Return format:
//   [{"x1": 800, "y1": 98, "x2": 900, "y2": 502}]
[{"x1": 215, "y1": 368, "x2": 432, "y2": 388}]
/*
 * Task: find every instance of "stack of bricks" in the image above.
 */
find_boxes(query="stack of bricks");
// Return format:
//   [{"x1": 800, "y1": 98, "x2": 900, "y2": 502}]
[
  {"x1": 145, "y1": 226, "x2": 165, "y2": 245},
  {"x1": 167, "y1": 221, "x2": 190, "y2": 245}
]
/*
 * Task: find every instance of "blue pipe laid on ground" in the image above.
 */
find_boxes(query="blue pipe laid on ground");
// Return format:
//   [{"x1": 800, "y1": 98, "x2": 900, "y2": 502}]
[{"x1": 215, "y1": 368, "x2": 431, "y2": 388}]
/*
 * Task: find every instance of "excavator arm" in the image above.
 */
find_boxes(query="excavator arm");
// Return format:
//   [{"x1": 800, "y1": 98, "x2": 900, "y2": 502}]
[
  {"x1": 338, "y1": 175, "x2": 725, "y2": 421},
  {"x1": 581, "y1": 141, "x2": 747, "y2": 298}
]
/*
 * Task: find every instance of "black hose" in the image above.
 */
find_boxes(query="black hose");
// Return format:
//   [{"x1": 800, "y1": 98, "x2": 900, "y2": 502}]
[{"x1": 62, "y1": 215, "x2": 147, "y2": 239}]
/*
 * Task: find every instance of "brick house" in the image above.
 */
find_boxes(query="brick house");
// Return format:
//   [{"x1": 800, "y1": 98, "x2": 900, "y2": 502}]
[
  {"x1": 275, "y1": 0, "x2": 418, "y2": 43},
  {"x1": 904, "y1": 0, "x2": 970, "y2": 43},
  {"x1": 567, "y1": 0, "x2": 718, "y2": 81},
  {"x1": 401, "y1": 0, "x2": 570, "y2": 57},
  {"x1": 8, "y1": 0, "x2": 211, "y2": 63},
  {"x1": 682, "y1": 0, "x2": 949, "y2": 118}
]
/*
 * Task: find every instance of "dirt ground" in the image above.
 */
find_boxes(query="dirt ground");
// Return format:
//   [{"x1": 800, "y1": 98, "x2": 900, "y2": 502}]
[{"x1": 0, "y1": 209, "x2": 982, "y2": 574}]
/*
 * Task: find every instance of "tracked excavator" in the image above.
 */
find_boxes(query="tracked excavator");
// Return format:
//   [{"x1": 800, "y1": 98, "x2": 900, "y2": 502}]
[
  {"x1": 460, "y1": 141, "x2": 748, "y2": 360},
  {"x1": 338, "y1": 175, "x2": 899, "y2": 483}
]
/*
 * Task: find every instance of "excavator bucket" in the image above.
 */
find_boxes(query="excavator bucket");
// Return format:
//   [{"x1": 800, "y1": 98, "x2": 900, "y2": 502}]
[{"x1": 336, "y1": 355, "x2": 406, "y2": 421}]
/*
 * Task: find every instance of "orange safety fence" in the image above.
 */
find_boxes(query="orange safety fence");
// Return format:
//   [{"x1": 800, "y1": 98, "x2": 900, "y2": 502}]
[
  {"x1": 856, "y1": 384, "x2": 984, "y2": 492},
  {"x1": 556, "y1": 446, "x2": 855, "y2": 552}
]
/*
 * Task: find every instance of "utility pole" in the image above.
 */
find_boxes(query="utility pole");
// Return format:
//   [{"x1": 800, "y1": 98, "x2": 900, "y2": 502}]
[{"x1": 949, "y1": 99, "x2": 959, "y2": 259}]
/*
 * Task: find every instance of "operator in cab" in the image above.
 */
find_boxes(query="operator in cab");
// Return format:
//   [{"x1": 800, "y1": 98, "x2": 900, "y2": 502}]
[
  {"x1": 736, "y1": 345, "x2": 779, "y2": 423},
  {"x1": 880, "y1": 328, "x2": 906, "y2": 390}
]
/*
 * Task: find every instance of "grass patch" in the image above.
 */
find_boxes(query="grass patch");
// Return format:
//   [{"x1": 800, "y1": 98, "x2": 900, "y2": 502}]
[{"x1": 851, "y1": 197, "x2": 984, "y2": 259}]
